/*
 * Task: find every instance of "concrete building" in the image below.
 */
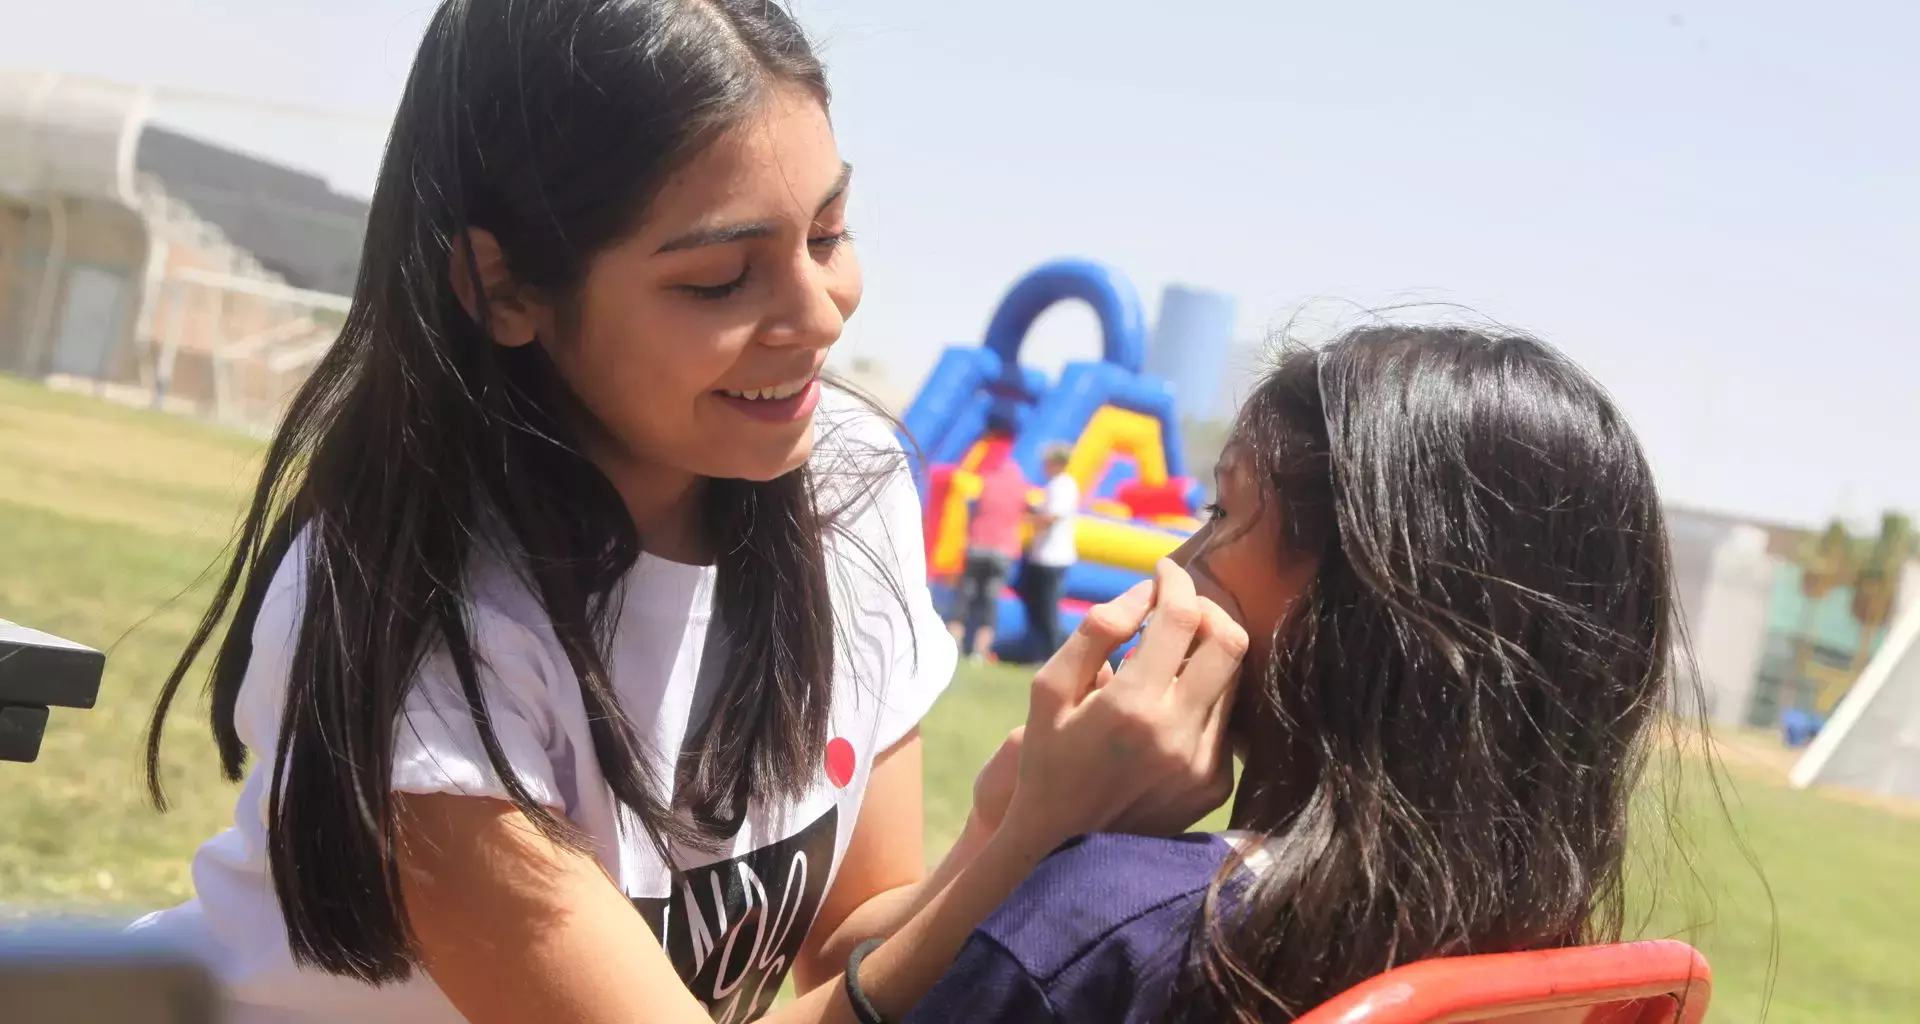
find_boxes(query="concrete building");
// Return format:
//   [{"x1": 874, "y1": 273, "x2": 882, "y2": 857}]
[
  {"x1": 1146, "y1": 284, "x2": 1237, "y2": 423},
  {"x1": 0, "y1": 70, "x2": 361, "y2": 429},
  {"x1": 1667, "y1": 508, "x2": 1779, "y2": 727}
]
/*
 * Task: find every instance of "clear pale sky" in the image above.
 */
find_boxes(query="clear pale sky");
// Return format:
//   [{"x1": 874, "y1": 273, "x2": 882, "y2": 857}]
[{"x1": 4, "y1": 0, "x2": 1915, "y2": 527}]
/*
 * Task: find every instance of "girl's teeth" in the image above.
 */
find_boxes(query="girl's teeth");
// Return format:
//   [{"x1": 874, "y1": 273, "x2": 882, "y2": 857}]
[{"x1": 729, "y1": 380, "x2": 807, "y2": 401}]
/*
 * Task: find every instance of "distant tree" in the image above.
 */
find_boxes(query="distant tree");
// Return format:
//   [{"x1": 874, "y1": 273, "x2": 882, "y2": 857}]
[
  {"x1": 1791, "y1": 519, "x2": 1857, "y2": 712},
  {"x1": 1849, "y1": 512, "x2": 1913, "y2": 674}
]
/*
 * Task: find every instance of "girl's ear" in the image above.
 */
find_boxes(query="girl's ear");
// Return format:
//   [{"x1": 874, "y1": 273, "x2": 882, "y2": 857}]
[{"x1": 449, "y1": 228, "x2": 543, "y2": 348}]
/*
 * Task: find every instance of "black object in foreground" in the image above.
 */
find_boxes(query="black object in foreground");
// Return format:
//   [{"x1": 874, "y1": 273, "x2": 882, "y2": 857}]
[{"x1": 0, "y1": 619, "x2": 106, "y2": 763}]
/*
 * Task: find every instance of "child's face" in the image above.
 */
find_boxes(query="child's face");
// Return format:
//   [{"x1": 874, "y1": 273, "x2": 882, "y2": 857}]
[
  {"x1": 1169, "y1": 446, "x2": 1318, "y2": 693},
  {"x1": 522, "y1": 84, "x2": 861, "y2": 486}
]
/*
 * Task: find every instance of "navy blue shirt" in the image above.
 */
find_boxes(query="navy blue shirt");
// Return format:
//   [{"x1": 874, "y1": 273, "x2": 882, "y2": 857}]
[{"x1": 907, "y1": 833, "x2": 1233, "y2": 1024}]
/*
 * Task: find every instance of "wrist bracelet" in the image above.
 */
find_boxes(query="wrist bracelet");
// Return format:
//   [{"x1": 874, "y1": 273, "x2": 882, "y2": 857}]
[{"x1": 844, "y1": 937, "x2": 892, "y2": 1024}]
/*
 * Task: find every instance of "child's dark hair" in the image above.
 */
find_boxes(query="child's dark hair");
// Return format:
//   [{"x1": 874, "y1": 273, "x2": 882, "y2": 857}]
[
  {"x1": 984, "y1": 409, "x2": 1018, "y2": 439},
  {"x1": 142, "y1": 0, "x2": 890, "y2": 984},
  {"x1": 1175, "y1": 326, "x2": 1679, "y2": 1021}
]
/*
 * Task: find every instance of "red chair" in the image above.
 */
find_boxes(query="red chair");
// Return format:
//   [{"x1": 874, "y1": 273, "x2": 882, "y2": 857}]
[{"x1": 1295, "y1": 940, "x2": 1710, "y2": 1024}]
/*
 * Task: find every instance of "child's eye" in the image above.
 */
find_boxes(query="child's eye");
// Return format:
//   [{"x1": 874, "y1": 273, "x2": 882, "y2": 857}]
[{"x1": 1201, "y1": 503, "x2": 1226, "y2": 522}]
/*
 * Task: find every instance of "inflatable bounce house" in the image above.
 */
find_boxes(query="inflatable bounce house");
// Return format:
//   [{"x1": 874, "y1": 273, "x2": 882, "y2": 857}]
[{"x1": 902, "y1": 259, "x2": 1205, "y2": 657}]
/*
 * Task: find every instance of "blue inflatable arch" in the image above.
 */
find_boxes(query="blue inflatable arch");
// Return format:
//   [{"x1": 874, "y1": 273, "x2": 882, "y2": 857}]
[{"x1": 981, "y1": 258, "x2": 1147, "y2": 375}]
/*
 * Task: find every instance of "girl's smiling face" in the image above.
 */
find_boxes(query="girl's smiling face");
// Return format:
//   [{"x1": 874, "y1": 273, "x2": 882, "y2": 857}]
[{"x1": 475, "y1": 83, "x2": 859, "y2": 493}]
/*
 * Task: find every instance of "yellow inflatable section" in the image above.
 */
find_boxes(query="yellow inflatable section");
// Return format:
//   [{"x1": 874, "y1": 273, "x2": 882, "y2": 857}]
[
  {"x1": 1068, "y1": 407, "x2": 1168, "y2": 491},
  {"x1": 937, "y1": 498, "x2": 1184, "y2": 577},
  {"x1": 1075, "y1": 515, "x2": 1183, "y2": 573}
]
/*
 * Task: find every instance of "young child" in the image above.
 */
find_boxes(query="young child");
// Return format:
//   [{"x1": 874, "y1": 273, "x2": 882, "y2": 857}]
[
  {"x1": 947, "y1": 412, "x2": 1031, "y2": 662},
  {"x1": 1018, "y1": 444, "x2": 1080, "y2": 659},
  {"x1": 905, "y1": 325, "x2": 1685, "y2": 1023}
]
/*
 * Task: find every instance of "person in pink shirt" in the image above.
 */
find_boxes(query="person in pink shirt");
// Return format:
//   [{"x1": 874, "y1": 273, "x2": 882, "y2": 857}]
[{"x1": 949, "y1": 414, "x2": 1032, "y2": 662}]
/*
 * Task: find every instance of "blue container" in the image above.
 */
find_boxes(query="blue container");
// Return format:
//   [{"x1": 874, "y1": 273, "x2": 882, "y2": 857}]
[{"x1": 1781, "y1": 707, "x2": 1824, "y2": 748}]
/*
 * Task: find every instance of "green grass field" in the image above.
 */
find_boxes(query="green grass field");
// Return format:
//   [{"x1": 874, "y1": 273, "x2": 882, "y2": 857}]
[{"x1": 3, "y1": 374, "x2": 1918, "y2": 1020}]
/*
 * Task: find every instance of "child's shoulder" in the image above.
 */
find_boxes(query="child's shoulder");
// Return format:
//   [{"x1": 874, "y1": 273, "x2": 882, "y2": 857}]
[
  {"x1": 1022, "y1": 831, "x2": 1231, "y2": 908},
  {"x1": 977, "y1": 832, "x2": 1231, "y2": 982}
]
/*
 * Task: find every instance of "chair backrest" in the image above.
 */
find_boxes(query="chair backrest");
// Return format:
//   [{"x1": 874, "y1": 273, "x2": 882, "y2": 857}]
[{"x1": 1294, "y1": 940, "x2": 1711, "y2": 1024}]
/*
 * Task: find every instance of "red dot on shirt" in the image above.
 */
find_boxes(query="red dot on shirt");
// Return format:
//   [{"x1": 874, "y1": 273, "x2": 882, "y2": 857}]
[{"x1": 825, "y1": 737, "x2": 856, "y2": 789}]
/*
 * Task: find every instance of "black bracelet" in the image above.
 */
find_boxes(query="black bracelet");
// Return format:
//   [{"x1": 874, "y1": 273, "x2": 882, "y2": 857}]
[{"x1": 844, "y1": 937, "x2": 892, "y2": 1024}]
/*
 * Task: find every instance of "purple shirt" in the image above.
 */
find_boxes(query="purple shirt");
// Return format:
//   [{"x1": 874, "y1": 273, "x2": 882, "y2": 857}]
[{"x1": 907, "y1": 833, "x2": 1234, "y2": 1024}]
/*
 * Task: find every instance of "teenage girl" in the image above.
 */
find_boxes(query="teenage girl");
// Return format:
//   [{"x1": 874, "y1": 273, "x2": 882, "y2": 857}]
[
  {"x1": 131, "y1": 3, "x2": 1243, "y2": 1022},
  {"x1": 905, "y1": 327, "x2": 1689, "y2": 1023}
]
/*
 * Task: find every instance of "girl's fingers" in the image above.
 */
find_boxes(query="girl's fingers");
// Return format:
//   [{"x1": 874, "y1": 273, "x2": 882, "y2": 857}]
[
  {"x1": 1063, "y1": 656, "x2": 1118, "y2": 711},
  {"x1": 1173, "y1": 598, "x2": 1250, "y2": 711},
  {"x1": 1122, "y1": 600, "x2": 1244, "y2": 833},
  {"x1": 1029, "y1": 581, "x2": 1153, "y2": 724},
  {"x1": 1111, "y1": 560, "x2": 1203, "y2": 697},
  {"x1": 1085, "y1": 660, "x2": 1116, "y2": 700},
  {"x1": 1192, "y1": 659, "x2": 1235, "y2": 757},
  {"x1": 1195, "y1": 674, "x2": 1237, "y2": 802}
]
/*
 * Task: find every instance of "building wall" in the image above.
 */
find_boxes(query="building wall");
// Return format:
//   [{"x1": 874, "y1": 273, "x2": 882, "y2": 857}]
[
  {"x1": 143, "y1": 239, "x2": 317, "y2": 410},
  {"x1": 0, "y1": 187, "x2": 333, "y2": 418},
  {"x1": 0, "y1": 199, "x2": 33, "y2": 371},
  {"x1": 1668, "y1": 509, "x2": 1778, "y2": 726},
  {"x1": 0, "y1": 194, "x2": 147, "y2": 380},
  {"x1": 1696, "y1": 528, "x2": 1777, "y2": 726},
  {"x1": 1, "y1": 86, "x2": 351, "y2": 428},
  {"x1": 1146, "y1": 285, "x2": 1237, "y2": 422}
]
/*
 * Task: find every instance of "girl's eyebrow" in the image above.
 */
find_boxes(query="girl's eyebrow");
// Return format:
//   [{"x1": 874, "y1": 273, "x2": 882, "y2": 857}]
[
  {"x1": 655, "y1": 221, "x2": 775, "y2": 254},
  {"x1": 815, "y1": 162, "x2": 854, "y2": 213},
  {"x1": 654, "y1": 163, "x2": 853, "y2": 255}
]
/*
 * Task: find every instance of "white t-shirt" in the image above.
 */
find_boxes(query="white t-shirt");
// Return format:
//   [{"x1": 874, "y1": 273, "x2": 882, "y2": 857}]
[
  {"x1": 1030, "y1": 473, "x2": 1080, "y2": 568},
  {"x1": 129, "y1": 397, "x2": 956, "y2": 1024}
]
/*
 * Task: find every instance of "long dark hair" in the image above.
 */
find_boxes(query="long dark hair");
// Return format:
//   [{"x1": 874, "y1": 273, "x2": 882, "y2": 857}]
[
  {"x1": 144, "y1": 0, "x2": 877, "y2": 984},
  {"x1": 1177, "y1": 326, "x2": 1681, "y2": 1021}
]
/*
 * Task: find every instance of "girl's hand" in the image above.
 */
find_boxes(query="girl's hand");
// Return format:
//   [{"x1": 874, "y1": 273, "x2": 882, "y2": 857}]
[
  {"x1": 1105, "y1": 588, "x2": 1243, "y2": 838},
  {"x1": 998, "y1": 559, "x2": 1247, "y2": 853},
  {"x1": 968, "y1": 725, "x2": 1022, "y2": 835}
]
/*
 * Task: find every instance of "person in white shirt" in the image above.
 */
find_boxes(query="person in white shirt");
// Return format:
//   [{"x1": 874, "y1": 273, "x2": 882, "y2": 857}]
[
  {"x1": 1019, "y1": 444, "x2": 1081, "y2": 659},
  {"x1": 128, "y1": 4, "x2": 1247, "y2": 1024}
]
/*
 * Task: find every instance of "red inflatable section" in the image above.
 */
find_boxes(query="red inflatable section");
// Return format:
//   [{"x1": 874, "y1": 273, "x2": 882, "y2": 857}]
[
  {"x1": 971, "y1": 436, "x2": 1015, "y2": 473},
  {"x1": 1117, "y1": 478, "x2": 1195, "y2": 519}
]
